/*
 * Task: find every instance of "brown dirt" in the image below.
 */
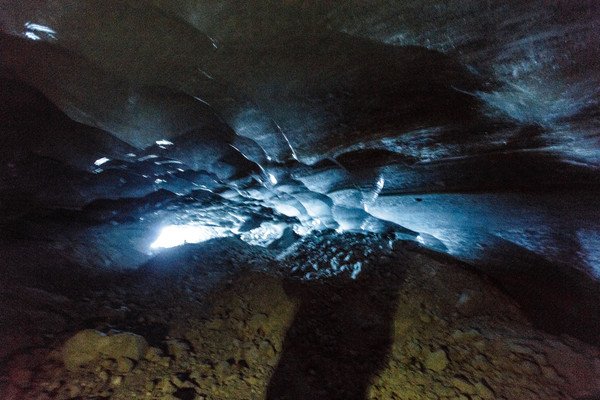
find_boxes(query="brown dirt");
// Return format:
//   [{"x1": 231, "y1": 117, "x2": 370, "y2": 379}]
[{"x1": 1, "y1": 239, "x2": 599, "y2": 400}]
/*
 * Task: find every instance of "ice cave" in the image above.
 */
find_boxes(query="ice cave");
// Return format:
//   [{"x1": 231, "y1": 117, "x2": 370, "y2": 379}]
[{"x1": 1, "y1": 1, "x2": 600, "y2": 399}]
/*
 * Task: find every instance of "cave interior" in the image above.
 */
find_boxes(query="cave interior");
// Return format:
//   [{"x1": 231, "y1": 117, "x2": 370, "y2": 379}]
[{"x1": 1, "y1": 1, "x2": 600, "y2": 399}]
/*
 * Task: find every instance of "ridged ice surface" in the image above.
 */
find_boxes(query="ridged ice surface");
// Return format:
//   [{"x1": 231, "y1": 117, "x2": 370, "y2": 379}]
[{"x1": 0, "y1": 1, "x2": 599, "y2": 281}]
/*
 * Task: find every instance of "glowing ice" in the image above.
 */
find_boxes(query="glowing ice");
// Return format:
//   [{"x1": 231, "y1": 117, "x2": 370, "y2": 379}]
[
  {"x1": 269, "y1": 173, "x2": 278, "y2": 185},
  {"x1": 24, "y1": 22, "x2": 56, "y2": 35},
  {"x1": 239, "y1": 222, "x2": 286, "y2": 246},
  {"x1": 138, "y1": 155, "x2": 158, "y2": 162},
  {"x1": 273, "y1": 203, "x2": 301, "y2": 217},
  {"x1": 150, "y1": 225, "x2": 229, "y2": 249},
  {"x1": 24, "y1": 32, "x2": 40, "y2": 40},
  {"x1": 94, "y1": 157, "x2": 110, "y2": 166},
  {"x1": 351, "y1": 262, "x2": 362, "y2": 279},
  {"x1": 293, "y1": 218, "x2": 322, "y2": 236},
  {"x1": 24, "y1": 22, "x2": 56, "y2": 41}
]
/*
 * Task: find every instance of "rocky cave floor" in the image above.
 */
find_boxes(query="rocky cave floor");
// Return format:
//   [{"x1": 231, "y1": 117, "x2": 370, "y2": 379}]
[{"x1": 1, "y1": 232, "x2": 600, "y2": 400}]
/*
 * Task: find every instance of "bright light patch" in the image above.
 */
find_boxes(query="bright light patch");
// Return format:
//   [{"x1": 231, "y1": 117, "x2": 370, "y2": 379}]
[
  {"x1": 239, "y1": 222, "x2": 285, "y2": 246},
  {"x1": 364, "y1": 176, "x2": 385, "y2": 212},
  {"x1": 24, "y1": 22, "x2": 56, "y2": 41},
  {"x1": 25, "y1": 22, "x2": 56, "y2": 34},
  {"x1": 94, "y1": 157, "x2": 110, "y2": 166},
  {"x1": 155, "y1": 139, "x2": 173, "y2": 146},
  {"x1": 209, "y1": 36, "x2": 218, "y2": 49},
  {"x1": 24, "y1": 32, "x2": 40, "y2": 40},
  {"x1": 151, "y1": 225, "x2": 229, "y2": 249},
  {"x1": 293, "y1": 218, "x2": 322, "y2": 236},
  {"x1": 154, "y1": 160, "x2": 182, "y2": 165},
  {"x1": 269, "y1": 173, "x2": 278, "y2": 185},
  {"x1": 273, "y1": 203, "x2": 301, "y2": 217}
]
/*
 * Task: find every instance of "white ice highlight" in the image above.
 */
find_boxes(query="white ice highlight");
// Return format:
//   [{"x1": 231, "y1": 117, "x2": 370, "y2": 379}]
[
  {"x1": 24, "y1": 22, "x2": 57, "y2": 40},
  {"x1": 24, "y1": 32, "x2": 40, "y2": 40},
  {"x1": 24, "y1": 22, "x2": 56, "y2": 35},
  {"x1": 94, "y1": 157, "x2": 110, "y2": 166},
  {"x1": 150, "y1": 225, "x2": 229, "y2": 249}
]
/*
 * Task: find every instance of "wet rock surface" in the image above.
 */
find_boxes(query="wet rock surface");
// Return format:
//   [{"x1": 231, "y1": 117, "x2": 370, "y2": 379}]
[{"x1": 1, "y1": 235, "x2": 599, "y2": 400}]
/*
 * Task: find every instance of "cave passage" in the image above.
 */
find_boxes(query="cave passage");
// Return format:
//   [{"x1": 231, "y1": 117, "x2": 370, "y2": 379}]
[{"x1": 1, "y1": 1, "x2": 600, "y2": 399}]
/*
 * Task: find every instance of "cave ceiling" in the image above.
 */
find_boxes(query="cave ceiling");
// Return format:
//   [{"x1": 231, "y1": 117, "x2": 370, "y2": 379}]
[{"x1": 0, "y1": 0, "x2": 599, "y2": 279}]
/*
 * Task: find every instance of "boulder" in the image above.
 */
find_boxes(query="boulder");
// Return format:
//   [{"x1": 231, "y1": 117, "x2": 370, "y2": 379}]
[
  {"x1": 63, "y1": 329, "x2": 107, "y2": 371},
  {"x1": 63, "y1": 329, "x2": 148, "y2": 371},
  {"x1": 425, "y1": 349, "x2": 449, "y2": 372},
  {"x1": 102, "y1": 332, "x2": 148, "y2": 361}
]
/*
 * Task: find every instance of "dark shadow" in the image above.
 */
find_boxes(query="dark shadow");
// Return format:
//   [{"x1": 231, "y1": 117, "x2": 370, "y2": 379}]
[
  {"x1": 267, "y1": 257, "x2": 407, "y2": 400},
  {"x1": 173, "y1": 388, "x2": 198, "y2": 400},
  {"x1": 471, "y1": 234, "x2": 600, "y2": 347}
]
